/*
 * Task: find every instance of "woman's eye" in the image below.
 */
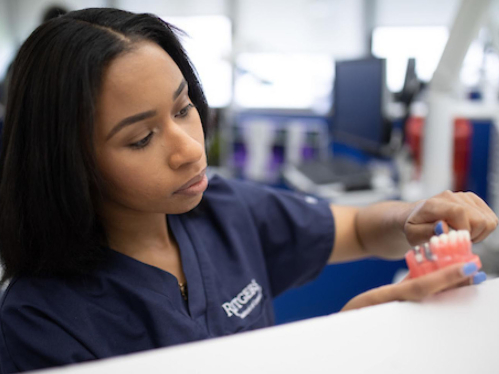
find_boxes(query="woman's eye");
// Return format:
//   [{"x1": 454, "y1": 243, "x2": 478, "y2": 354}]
[
  {"x1": 129, "y1": 132, "x2": 153, "y2": 150},
  {"x1": 175, "y1": 103, "x2": 194, "y2": 118}
]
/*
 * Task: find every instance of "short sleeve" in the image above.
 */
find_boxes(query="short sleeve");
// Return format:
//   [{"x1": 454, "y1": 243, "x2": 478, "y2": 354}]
[
  {"x1": 223, "y1": 177, "x2": 335, "y2": 297},
  {"x1": 0, "y1": 280, "x2": 96, "y2": 373}
]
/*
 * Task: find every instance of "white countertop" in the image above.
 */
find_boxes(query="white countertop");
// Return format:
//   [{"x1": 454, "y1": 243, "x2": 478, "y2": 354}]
[{"x1": 38, "y1": 278, "x2": 499, "y2": 374}]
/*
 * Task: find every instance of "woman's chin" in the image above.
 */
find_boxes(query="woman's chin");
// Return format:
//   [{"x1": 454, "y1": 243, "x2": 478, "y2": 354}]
[{"x1": 167, "y1": 193, "x2": 204, "y2": 215}]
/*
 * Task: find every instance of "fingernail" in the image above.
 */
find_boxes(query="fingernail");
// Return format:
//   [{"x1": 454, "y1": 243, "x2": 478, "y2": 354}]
[
  {"x1": 434, "y1": 221, "x2": 445, "y2": 235},
  {"x1": 462, "y1": 262, "x2": 478, "y2": 276},
  {"x1": 473, "y1": 272, "x2": 487, "y2": 285}
]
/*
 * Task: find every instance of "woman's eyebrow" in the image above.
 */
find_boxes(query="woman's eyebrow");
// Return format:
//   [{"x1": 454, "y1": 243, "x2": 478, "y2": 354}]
[
  {"x1": 106, "y1": 110, "x2": 157, "y2": 141},
  {"x1": 106, "y1": 79, "x2": 187, "y2": 141},
  {"x1": 173, "y1": 79, "x2": 187, "y2": 101}
]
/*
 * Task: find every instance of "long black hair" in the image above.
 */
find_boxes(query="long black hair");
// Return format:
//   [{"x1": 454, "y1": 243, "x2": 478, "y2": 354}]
[{"x1": 0, "y1": 8, "x2": 210, "y2": 283}]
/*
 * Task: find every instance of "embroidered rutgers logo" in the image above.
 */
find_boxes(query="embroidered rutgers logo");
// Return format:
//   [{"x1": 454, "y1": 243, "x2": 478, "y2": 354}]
[{"x1": 221, "y1": 279, "x2": 263, "y2": 319}]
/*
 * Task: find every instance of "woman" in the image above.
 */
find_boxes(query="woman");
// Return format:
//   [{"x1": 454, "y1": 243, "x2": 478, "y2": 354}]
[{"x1": 0, "y1": 8, "x2": 496, "y2": 373}]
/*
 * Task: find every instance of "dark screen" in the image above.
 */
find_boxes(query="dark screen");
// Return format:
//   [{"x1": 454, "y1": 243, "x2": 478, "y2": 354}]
[{"x1": 333, "y1": 58, "x2": 387, "y2": 154}]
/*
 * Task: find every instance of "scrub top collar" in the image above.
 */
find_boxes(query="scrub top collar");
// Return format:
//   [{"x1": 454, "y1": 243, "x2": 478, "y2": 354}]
[{"x1": 102, "y1": 213, "x2": 208, "y2": 321}]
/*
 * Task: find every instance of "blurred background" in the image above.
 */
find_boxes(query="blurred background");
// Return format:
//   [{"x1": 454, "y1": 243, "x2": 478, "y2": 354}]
[{"x1": 1, "y1": 0, "x2": 499, "y2": 323}]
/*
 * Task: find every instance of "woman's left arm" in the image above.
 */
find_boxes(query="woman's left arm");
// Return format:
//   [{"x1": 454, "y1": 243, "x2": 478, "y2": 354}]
[{"x1": 328, "y1": 190, "x2": 499, "y2": 264}]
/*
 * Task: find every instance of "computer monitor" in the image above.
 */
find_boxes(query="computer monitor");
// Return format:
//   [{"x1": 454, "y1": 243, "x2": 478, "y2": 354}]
[{"x1": 332, "y1": 58, "x2": 391, "y2": 155}]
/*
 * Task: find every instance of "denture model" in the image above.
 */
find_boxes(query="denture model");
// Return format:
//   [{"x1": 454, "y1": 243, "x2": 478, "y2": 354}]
[{"x1": 405, "y1": 230, "x2": 482, "y2": 278}]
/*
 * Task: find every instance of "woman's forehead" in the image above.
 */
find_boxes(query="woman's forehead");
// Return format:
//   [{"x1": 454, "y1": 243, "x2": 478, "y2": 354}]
[
  {"x1": 101, "y1": 41, "x2": 182, "y2": 97},
  {"x1": 95, "y1": 42, "x2": 184, "y2": 134}
]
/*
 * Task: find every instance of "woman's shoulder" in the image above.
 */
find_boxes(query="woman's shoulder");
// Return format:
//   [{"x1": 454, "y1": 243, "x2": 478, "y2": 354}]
[
  {"x1": 0, "y1": 275, "x2": 76, "y2": 316},
  {"x1": 204, "y1": 173, "x2": 249, "y2": 195},
  {"x1": 203, "y1": 173, "x2": 281, "y2": 204},
  {"x1": 195, "y1": 174, "x2": 276, "y2": 221},
  {"x1": 203, "y1": 173, "x2": 326, "y2": 213},
  {"x1": 0, "y1": 275, "x2": 99, "y2": 371}
]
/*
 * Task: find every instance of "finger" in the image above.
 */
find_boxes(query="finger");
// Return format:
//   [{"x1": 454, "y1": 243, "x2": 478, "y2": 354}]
[
  {"x1": 473, "y1": 225, "x2": 492, "y2": 243},
  {"x1": 434, "y1": 220, "x2": 449, "y2": 235},
  {"x1": 453, "y1": 277, "x2": 473, "y2": 289},
  {"x1": 465, "y1": 193, "x2": 499, "y2": 241},
  {"x1": 446, "y1": 273, "x2": 475, "y2": 289},
  {"x1": 390, "y1": 262, "x2": 477, "y2": 301},
  {"x1": 448, "y1": 192, "x2": 497, "y2": 242},
  {"x1": 472, "y1": 271, "x2": 487, "y2": 285},
  {"x1": 405, "y1": 190, "x2": 497, "y2": 247},
  {"x1": 405, "y1": 200, "x2": 471, "y2": 245},
  {"x1": 469, "y1": 212, "x2": 489, "y2": 243},
  {"x1": 341, "y1": 264, "x2": 480, "y2": 311},
  {"x1": 409, "y1": 270, "x2": 485, "y2": 291},
  {"x1": 410, "y1": 190, "x2": 483, "y2": 231},
  {"x1": 405, "y1": 222, "x2": 438, "y2": 246},
  {"x1": 468, "y1": 207, "x2": 492, "y2": 243},
  {"x1": 407, "y1": 200, "x2": 491, "y2": 245},
  {"x1": 467, "y1": 192, "x2": 498, "y2": 225},
  {"x1": 434, "y1": 201, "x2": 475, "y2": 233}
]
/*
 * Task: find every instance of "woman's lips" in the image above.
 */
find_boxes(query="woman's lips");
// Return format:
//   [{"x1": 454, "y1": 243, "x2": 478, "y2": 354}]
[{"x1": 174, "y1": 169, "x2": 208, "y2": 196}]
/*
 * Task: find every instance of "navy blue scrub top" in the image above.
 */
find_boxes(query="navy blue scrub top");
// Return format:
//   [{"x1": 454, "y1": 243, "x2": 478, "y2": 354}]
[{"x1": 0, "y1": 175, "x2": 335, "y2": 373}]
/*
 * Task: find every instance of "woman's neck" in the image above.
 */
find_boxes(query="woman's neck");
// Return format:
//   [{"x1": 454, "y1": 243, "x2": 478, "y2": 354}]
[
  {"x1": 97, "y1": 200, "x2": 187, "y2": 284},
  {"x1": 105, "y1": 213, "x2": 172, "y2": 253},
  {"x1": 105, "y1": 213, "x2": 186, "y2": 284}
]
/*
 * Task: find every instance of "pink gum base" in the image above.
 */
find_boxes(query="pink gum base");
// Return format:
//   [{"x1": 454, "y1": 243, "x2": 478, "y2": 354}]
[{"x1": 405, "y1": 236, "x2": 482, "y2": 279}]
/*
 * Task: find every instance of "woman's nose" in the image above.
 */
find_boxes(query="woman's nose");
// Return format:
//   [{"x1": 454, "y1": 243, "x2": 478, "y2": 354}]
[{"x1": 166, "y1": 126, "x2": 204, "y2": 170}]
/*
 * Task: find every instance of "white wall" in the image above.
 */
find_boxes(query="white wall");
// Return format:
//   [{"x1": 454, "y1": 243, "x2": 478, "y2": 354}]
[
  {"x1": 0, "y1": 0, "x2": 15, "y2": 79},
  {"x1": 374, "y1": 0, "x2": 461, "y2": 27},
  {"x1": 0, "y1": 0, "x2": 471, "y2": 63},
  {"x1": 236, "y1": 0, "x2": 367, "y2": 57},
  {"x1": 117, "y1": 0, "x2": 368, "y2": 58},
  {"x1": 0, "y1": 0, "x2": 473, "y2": 86},
  {"x1": 117, "y1": 0, "x2": 227, "y2": 17},
  {"x1": 0, "y1": 0, "x2": 110, "y2": 79},
  {"x1": 5, "y1": 0, "x2": 107, "y2": 45}
]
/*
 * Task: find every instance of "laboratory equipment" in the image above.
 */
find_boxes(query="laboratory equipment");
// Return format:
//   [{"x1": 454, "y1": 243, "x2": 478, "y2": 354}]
[{"x1": 422, "y1": 0, "x2": 492, "y2": 197}]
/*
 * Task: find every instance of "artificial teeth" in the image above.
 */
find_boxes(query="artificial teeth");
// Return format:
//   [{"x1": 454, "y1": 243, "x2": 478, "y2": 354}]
[
  {"x1": 448, "y1": 230, "x2": 458, "y2": 243},
  {"x1": 462, "y1": 230, "x2": 471, "y2": 241}
]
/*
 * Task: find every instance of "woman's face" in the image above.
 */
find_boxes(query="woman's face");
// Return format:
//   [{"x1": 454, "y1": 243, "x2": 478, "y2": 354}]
[{"x1": 94, "y1": 41, "x2": 207, "y2": 216}]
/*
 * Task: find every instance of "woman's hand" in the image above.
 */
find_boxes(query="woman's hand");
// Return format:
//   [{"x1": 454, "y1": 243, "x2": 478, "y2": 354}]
[
  {"x1": 404, "y1": 190, "x2": 498, "y2": 246},
  {"x1": 341, "y1": 261, "x2": 482, "y2": 312},
  {"x1": 338, "y1": 190, "x2": 495, "y2": 312},
  {"x1": 342, "y1": 190, "x2": 498, "y2": 262}
]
